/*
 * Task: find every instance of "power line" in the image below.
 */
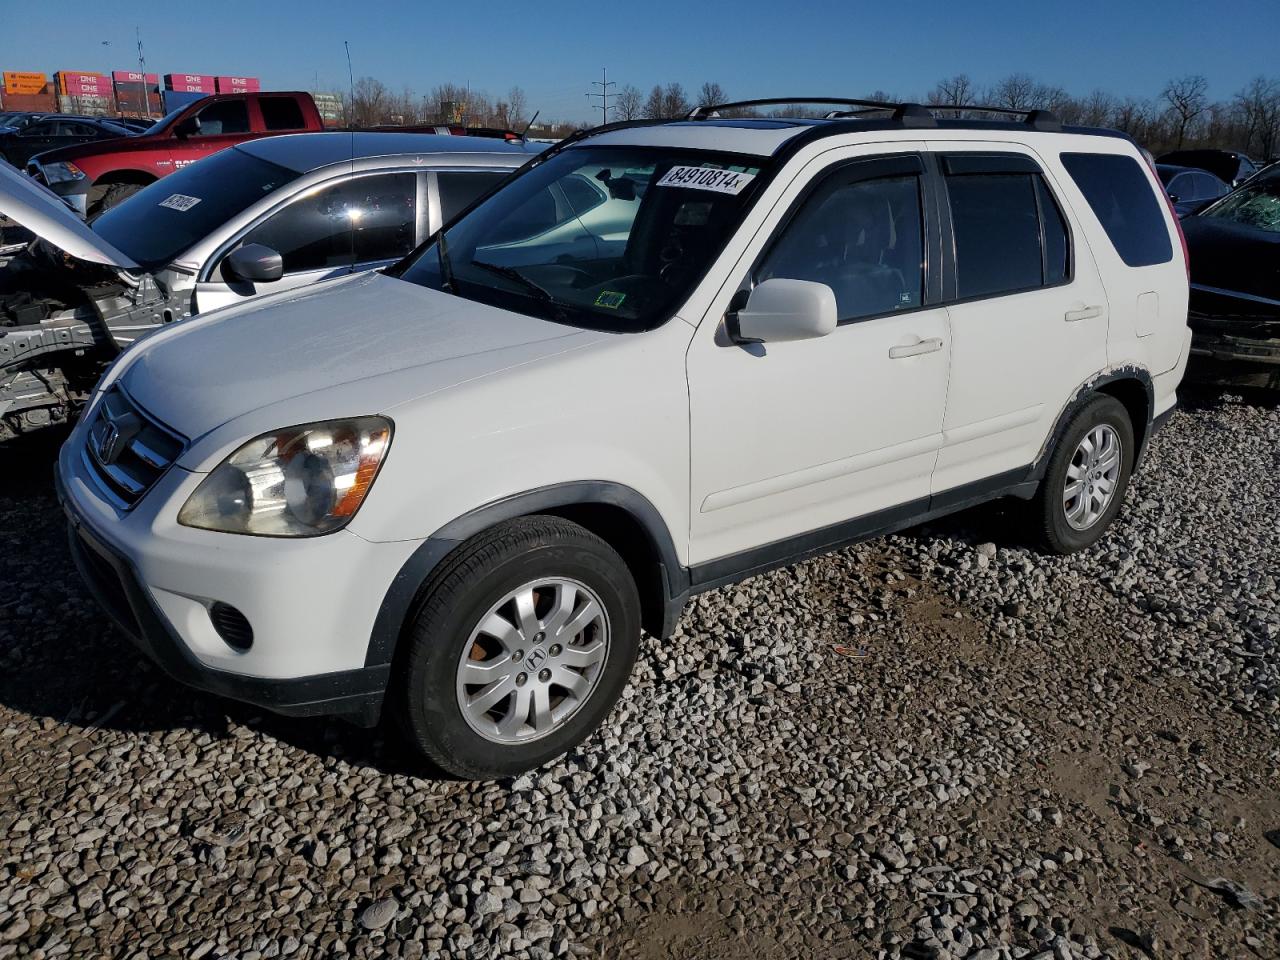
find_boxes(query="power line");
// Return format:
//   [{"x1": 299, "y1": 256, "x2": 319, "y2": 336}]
[{"x1": 587, "y1": 67, "x2": 615, "y2": 124}]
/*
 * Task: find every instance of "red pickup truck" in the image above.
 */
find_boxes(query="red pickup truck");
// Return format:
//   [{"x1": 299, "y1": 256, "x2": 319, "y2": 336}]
[{"x1": 26, "y1": 91, "x2": 324, "y2": 217}]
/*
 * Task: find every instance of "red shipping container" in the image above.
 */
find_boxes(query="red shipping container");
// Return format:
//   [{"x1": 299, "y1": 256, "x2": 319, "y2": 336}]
[
  {"x1": 215, "y1": 76, "x2": 261, "y2": 93},
  {"x1": 0, "y1": 90, "x2": 57, "y2": 111},
  {"x1": 57, "y1": 71, "x2": 113, "y2": 97},
  {"x1": 165, "y1": 73, "x2": 216, "y2": 93}
]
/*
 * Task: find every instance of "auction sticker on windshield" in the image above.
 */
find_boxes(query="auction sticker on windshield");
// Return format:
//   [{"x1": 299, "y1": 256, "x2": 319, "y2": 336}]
[
  {"x1": 158, "y1": 194, "x2": 202, "y2": 212},
  {"x1": 656, "y1": 166, "x2": 755, "y2": 195}
]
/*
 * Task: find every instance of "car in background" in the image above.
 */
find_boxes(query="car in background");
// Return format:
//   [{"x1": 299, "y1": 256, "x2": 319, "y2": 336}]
[
  {"x1": 1181, "y1": 164, "x2": 1280, "y2": 388},
  {"x1": 110, "y1": 117, "x2": 158, "y2": 133},
  {"x1": 0, "y1": 131, "x2": 545, "y2": 439},
  {"x1": 1157, "y1": 149, "x2": 1259, "y2": 188},
  {"x1": 0, "y1": 116, "x2": 135, "y2": 168},
  {"x1": 1155, "y1": 164, "x2": 1230, "y2": 217},
  {"x1": 26, "y1": 91, "x2": 326, "y2": 218}
]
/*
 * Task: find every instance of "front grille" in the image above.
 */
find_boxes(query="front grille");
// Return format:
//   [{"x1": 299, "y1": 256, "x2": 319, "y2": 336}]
[{"x1": 83, "y1": 387, "x2": 186, "y2": 509}]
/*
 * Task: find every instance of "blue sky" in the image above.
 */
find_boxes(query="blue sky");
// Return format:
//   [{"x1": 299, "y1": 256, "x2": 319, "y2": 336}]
[{"x1": 2, "y1": 0, "x2": 1276, "y2": 122}]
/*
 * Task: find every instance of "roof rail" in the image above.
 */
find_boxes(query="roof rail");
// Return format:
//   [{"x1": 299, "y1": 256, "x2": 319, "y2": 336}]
[
  {"x1": 688, "y1": 97, "x2": 1063, "y2": 132},
  {"x1": 925, "y1": 104, "x2": 1063, "y2": 131}
]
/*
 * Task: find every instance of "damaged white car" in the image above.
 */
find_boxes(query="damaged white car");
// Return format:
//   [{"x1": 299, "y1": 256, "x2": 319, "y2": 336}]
[{"x1": 0, "y1": 132, "x2": 542, "y2": 439}]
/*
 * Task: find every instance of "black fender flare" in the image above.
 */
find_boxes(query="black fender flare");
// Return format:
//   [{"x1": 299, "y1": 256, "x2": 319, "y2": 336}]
[
  {"x1": 364, "y1": 481, "x2": 686, "y2": 667},
  {"x1": 1027, "y1": 365, "x2": 1156, "y2": 483}
]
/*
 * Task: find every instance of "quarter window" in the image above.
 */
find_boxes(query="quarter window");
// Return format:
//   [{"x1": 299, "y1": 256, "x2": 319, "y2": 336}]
[
  {"x1": 756, "y1": 172, "x2": 925, "y2": 321},
  {"x1": 1060, "y1": 152, "x2": 1172, "y2": 267},
  {"x1": 238, "y1": 173, "x2": 417, "y2": 274}
]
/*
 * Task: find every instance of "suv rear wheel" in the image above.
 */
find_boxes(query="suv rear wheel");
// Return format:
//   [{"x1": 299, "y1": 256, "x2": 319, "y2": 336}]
[
  {"x1": 1033, "y1": 394, "x2": 1135, "y2": 554},
  {"x1": 396, "y1": 516, "x2": 641, "y2": 779}
]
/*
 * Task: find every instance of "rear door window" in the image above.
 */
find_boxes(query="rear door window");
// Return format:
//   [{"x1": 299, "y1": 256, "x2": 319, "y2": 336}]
[
  {"x1": 259, "y1": 97, "x2": 306, "y2": 131},
  {"x1": 1060, "y1": 152, "x2": 1172, "y2": 267},
  {"x1": 942, "y1": 155, "x2": 1071, "y2": 300},
  {"x1": 437, "y1": 171, "x2": 507, "y2": 224}
]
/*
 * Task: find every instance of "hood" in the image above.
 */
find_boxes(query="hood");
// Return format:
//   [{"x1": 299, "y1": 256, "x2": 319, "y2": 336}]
[
  {"x1": 1183, "y1": 215, "x2": 1280, "y2": 302},
  {"x1": 0, "y1": 159, "x2": 138, "y2": 268},
  {"x1": 120, "y1": 272, "x2": 599, "y2": 443}
]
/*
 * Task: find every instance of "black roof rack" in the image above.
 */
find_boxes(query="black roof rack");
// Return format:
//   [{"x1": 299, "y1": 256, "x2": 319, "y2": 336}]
[{"x1": 687, "y1": 97, "x2": 1062, "y2": 132}]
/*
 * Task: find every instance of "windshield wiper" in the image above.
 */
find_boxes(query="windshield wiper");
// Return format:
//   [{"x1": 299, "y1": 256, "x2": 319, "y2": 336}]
[{"x1": 471, "y1": 260, "x2": 558, "y2": 303}]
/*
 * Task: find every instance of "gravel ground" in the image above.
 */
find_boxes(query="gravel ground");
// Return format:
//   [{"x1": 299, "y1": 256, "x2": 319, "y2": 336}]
[{"x1": 0, "y1": 388, "x2": 1277, "y2": 960}]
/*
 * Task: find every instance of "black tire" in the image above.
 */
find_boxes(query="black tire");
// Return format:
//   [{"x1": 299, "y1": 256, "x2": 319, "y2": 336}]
[
  {"x1": 395, "y1": 516, "x2": 641, "y2": 780},
  {"x1": 1032, "y1": 394, "x2": 1135, "y2": 554},
  {"x1": 87, "y1": 182, "x2": 146, "y2": 220}
]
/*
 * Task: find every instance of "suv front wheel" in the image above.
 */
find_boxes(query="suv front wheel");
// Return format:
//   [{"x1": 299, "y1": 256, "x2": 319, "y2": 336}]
[
  {"x1": 1033, "y1": 394, "x2": 1135, "y2": 554},
  {"x1": 396, "y1": 516, "x2": 641, "y2": 779}
]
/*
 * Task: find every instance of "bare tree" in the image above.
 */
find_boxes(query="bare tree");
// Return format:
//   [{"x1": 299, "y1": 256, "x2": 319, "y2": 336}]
[
  {"x1": 661, "y1": 83, "x2": 691, "y2": 119},
  {"x1": 1162, "y1": 74, "x2": 1209, "y2": 148},
  {"x1": 495, "y1": 86, "x2": 529, "y2": 129},
  {"x1": 642, "y1": 84, "x2": 665, "y2": 119},
  {"x1": 1078, "y1": 90, "x2": 1116, "y2": 128},
  {"x1": 929, "y1": 74, "x2": 976, "y2": 116},
  {"x1": 697, "y1": 82, "x2": 727, "y2": 109},
  {"x1": 991, "y1": 73, "x2": 1037, "y2": 111},
  {"x1": 1235, "y1": 76, "x2": 1280, "y2": 158},
  {"x1": 615, "y1": 85, "x2": 643, "y2": 121},
  {"x1": 350, "y1": 76, "x2": 390, "y2": 126}
]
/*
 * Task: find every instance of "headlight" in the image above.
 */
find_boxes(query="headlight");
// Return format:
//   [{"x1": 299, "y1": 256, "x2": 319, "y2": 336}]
[
  {"x1": 178, "y1": 417, "x2": 392, "y2": 537},
  {"x1": 41, "y1": 162, "x2": 85, "y2": 184}
]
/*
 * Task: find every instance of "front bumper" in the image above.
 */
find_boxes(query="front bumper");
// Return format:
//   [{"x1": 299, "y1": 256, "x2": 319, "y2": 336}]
[
  {"x1": 56, "y1": 429, "x2": 422, "y2": 724},
  {"x1": 1187, "y1": 293, "x2": 1280, "y2": 389}
]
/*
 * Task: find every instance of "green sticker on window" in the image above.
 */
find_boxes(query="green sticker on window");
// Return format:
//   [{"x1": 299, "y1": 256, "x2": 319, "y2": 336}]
[{"x1": 595, "y1": 291, "x2": 626, "y2": 309}]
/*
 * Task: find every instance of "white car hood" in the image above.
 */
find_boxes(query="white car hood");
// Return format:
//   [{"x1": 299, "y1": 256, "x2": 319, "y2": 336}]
[
  {"x1": 119, "y1": 271, "x2": 600, "y2": 446},
  {"x1": 0, "y1": 159, "x2": 139, "y2": 268}
]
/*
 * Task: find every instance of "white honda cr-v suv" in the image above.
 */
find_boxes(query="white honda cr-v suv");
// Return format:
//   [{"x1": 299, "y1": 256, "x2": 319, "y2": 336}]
[{"x1": 57, "y1": 98, "x2": 1191, "y2": 779}]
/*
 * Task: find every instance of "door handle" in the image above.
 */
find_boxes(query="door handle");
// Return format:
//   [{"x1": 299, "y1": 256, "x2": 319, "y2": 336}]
[
  {"x1": 1064, "y1": 304, "x2": 1103, "y2": 322},
  {"x1": 889, "y1": 337, "x2": 944, "y2": 359}
]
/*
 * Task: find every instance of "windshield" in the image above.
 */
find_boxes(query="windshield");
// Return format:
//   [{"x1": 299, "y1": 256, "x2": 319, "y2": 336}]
[
  {"x1": 1201, "y1": 175, "x2": 1280, "y2": 233},
  {"x1": 92, "y1": 147, "x2": 299, "y2": 266},
  {"x1": 394, "y1": 145, "x2": 769, "y2": 332}
]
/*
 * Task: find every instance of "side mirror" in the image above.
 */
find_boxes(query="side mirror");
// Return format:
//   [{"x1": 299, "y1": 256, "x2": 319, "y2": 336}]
[
  {"x1": 1167, "y1": 192, "x2": 1181, "y2": 204},
  {"x1": 728, "y1": 278, "x2": 838, "y2": 344},
  {"x1": 175, "y1": 116, "x2": 201, "y2": 139},
  {"x1": 222, "y1": 243, "x2": 283, "y2": 283}
]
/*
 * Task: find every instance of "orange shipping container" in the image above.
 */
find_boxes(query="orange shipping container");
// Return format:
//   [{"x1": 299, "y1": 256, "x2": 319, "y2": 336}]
[{"x1": 3, "y1": 71, "x2": 48, "y2": 95}]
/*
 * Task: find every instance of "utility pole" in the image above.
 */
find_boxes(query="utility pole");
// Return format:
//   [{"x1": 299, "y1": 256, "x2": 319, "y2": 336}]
[
  {"x1": 136, "y1": 26, "x2": 153, "y2": 118},
  {"x1": 587, "y1": 67, "x2": 615, "y2": 124}
]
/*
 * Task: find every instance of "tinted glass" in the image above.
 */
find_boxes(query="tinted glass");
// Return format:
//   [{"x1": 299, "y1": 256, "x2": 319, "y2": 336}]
[
  {"x1": 20, "y1": 121, "x2": 55, "y2": 136},
  {"x1": 757, "y1": 174, "x2": 924, "y2": 320},
  {"x1": 241, "y1": 173, "x2": 417, "y2": 272},
  {"x1": 560, "y1": 173, "x2": 607, "y2": 216},
  {"x1": 437, "y1": 171, "x2": 506, "y2": 224},
  {"x1": 1196, "y1": 173, "x2": 1228, "y2": 199},
  {"x1": 1168, "y1": 173, "x2": 1194, "y2": 199},
  {"x1": 92, "y1": 148, "x2": 299, "y2": 267},
  {"x1": 260, "y1": 97, "x2": 305, "y2": 131},
  {"x1": 948, "y1": 174, "x2": 1043, "y2": 299},
  {"x1": 196, "y1": 100, "x2": 250, "y2": 136},
  {"x1": 1037, "y1": 178, "x2": 1070, "y2": 285},
  {"x1": 396, "y1": 146, "x2": 768, "y2": 332},
  {"x1": 1060, "y1": 153, "x2": 1172, "y2": 267}
]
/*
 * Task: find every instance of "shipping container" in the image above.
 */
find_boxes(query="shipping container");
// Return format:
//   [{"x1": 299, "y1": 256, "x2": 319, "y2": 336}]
[
  {"x1": 164, "y1": 73, "x2": 216, "y2": 94},
  {"x1": 0, "y1": 90, "x2": 57, "y2": 112},
  {"x1": 111, "y1": 70, "x2": 159, "y2": 85},
  {"x1": 56, "y1": 71, "x2": 113, "y2": 98},
  {"x1": 215, "y1": 75, "x2": 260, "y2": 93},
  {"x1": 3, "y1": 71, "x2": 49, "y2": 96},
  {"x1": 57, "y1": 94, "x2": 115, "y2": 116}
]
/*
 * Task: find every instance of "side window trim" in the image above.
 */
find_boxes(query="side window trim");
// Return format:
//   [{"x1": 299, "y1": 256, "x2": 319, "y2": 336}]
[
  {"x1": 934, "y1": 149, "x2": 1075, "y2": 306},
  {"x1": 745, "y1": 152, "x2": 939, "y2": 327}
]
